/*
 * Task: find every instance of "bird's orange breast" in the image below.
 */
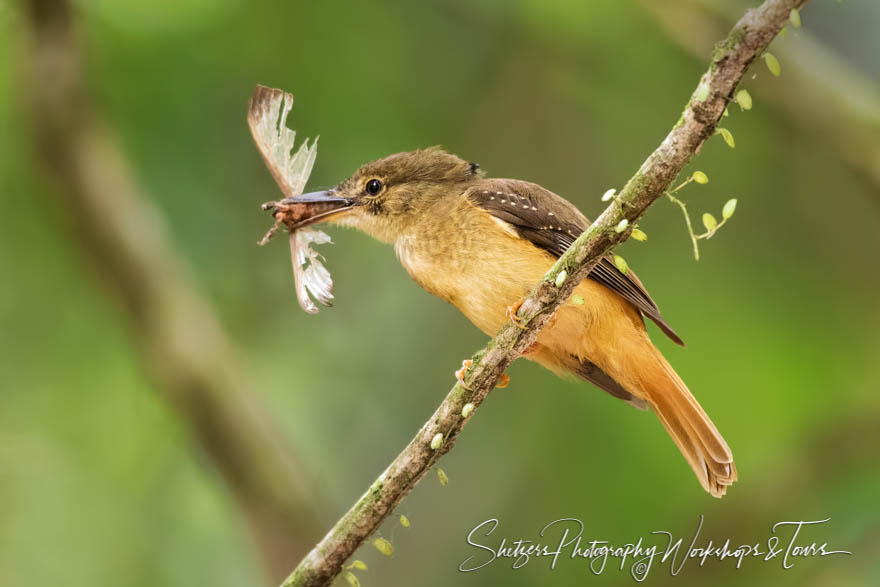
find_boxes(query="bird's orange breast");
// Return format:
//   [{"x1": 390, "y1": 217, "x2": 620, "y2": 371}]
[
  {"x1": 395, "y1": 197, "x2": 547, "y2": 333},
  {"x1": 394, "y1": 195, "x2": 647, "y2": 380}
]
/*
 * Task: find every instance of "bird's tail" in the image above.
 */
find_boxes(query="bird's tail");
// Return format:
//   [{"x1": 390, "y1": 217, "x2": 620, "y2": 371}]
[{"x1": 633, "y1": 344, "x2": 737, "y2": 498}]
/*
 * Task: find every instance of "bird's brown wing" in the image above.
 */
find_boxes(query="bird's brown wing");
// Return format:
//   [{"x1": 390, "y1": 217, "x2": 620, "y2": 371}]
[{"x1": 466, "y1": 179, "x2": 684, "y2": 346}]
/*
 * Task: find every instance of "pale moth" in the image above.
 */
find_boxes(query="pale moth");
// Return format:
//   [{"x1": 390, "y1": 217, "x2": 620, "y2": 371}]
[{"x1": 248, "y1": 86, "x2": 334, "y2": 314}]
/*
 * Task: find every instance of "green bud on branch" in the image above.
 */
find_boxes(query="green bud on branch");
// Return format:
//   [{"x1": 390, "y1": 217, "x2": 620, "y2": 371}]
[
  {"x1": 372, "y1": 538, "x2": 393, "y2": 557},
  {"x1": 735, "y1": 89, "x2": 753, "y2": 111},
  {"x1": 702, "y1": 213, "x2": 718, "y2": 232},
  {"x1": 717, "y1": 127, "x2": 736, "y2": 148},
  {"x1": 722, "y1": 198, "x2": 738, "y2": 219},
  {"x1": 763, "y1": 52, "x2": 781, "y2": 76}
]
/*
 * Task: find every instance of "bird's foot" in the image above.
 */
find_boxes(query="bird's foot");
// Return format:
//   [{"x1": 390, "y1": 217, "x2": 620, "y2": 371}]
[
  {"x1": 455, "y1": 360, "x2": 473, "y2": 390},
  {"x1": 523, "y1": 342, "x2": 541, "y2": 356},
  {"x1": 455, "y1": 359, "x2": 510, "y2": 390},
  {"x1": 506, "y1": 297, "x2": 528, "y2": 329}
]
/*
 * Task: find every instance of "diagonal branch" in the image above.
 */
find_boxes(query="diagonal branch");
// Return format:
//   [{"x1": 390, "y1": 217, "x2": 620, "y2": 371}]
[{"x1": 283, "y1": 1, "x2": 806, "y2": 585}]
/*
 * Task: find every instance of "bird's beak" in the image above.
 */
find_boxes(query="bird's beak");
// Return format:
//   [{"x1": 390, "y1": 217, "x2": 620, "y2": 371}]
[{"x1": 265, "y1": 190, "x2": 355, "y2": 229}]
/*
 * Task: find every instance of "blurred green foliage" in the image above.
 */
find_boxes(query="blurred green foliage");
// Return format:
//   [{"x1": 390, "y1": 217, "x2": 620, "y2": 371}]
[{"x1": 2, "y1": 1, "x2": 879, "y2": 586}]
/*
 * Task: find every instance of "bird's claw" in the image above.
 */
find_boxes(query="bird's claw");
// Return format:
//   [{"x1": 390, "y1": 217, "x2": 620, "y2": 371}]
[
  {"x1": 455, "y1": 359, "x2": 510, "y2": 390},
  {"x1": 506, "y1": 297, "x2": 528, "y2": 329},
  {"x1": 455, "y1": 359, "x2": 473, "y2": 390}
]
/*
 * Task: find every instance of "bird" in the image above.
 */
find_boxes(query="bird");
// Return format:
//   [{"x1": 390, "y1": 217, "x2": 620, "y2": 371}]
[{"x1": 277, "y1": 146, "x2": 737, "y2": 497}]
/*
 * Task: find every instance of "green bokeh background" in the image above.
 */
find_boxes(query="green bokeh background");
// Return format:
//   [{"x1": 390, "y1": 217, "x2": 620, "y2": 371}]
[{"x1": 2, "y1": 0, "x2": 878, "y2": 585}]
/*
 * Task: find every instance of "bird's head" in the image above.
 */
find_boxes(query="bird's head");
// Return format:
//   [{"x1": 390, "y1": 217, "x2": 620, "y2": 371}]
[{"x1": 271, "y1": 147, "x2": 481, "y2": 243}]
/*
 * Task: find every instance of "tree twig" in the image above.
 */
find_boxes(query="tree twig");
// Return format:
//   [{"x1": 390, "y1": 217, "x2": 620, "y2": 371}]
[
  {"x1": 23, "y1": 0, "x2": 325, "y2": 579},
  {"x1": 666, "y1": 192, "x2": 702, "y2": 260},
  {"x1": 283, "y1": 0, "x2": 807, "y2": 584},
  {"x1": 642, "y1": 0, "x2": 880, "y2": 195}
]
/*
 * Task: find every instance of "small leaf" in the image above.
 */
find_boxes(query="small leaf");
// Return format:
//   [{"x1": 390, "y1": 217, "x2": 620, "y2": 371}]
[
  {"x1": 613, "y1": 255, "x2": 628, "y2": 274},
  {"x1": 722, "y1": 198, "x2": 738, "y2": 219},
  {"x1": 691, "y1": 171, "x2": 708, "y2": 184},
  {"x1": 399, "y1": 515, "x2": 411, "y2": 528},
  {"x1": 571, "y1": 293, "x2": 585, "y2": 305},
  {"x1": 723, "y1": 107, "x2": 730, "y2": 118},
  {"x1": 763, "y1": 52, "x2": 781, "y2": 77},
  {"x1": 601, "y1": 188, "x2": 616, "y2": 202},
  {"x1": 779, "y1": 26, "x2": 788, "y2": 37},
  {"x1": 717, "y1": 127, "x2": 735, "y2": 148},
  {"x1": 789, "y1": 8, "x2": 802, "y2": 29},
  {"x1": 345, "y1": 571, "x2": 361, "y2": 587},
  {"x1": 702, "y1": 213, "x2": 718, "y2": 231},
  {"x1": 461, "y1": 403, "x2": 474, "y2": 418},
  {"x1": 554, "y1": 270, "x2": 567, "y2": 287},
  {"x1": 630, "y1": 228, "x2": 647, "y2": 242},
  {"x1": 614, "y1": 219, "x2": 629, "y2": 233},
  {"x1": 430, "y1": 433, "x2": 443, "y2": 450},
  {"x1": 694, "y1": 83, "x2": 710, "y2": 102},
  {"x1": 437, "y1": 468, "x2": 449, "y2": 486},
  {"x1": 373, "y1": 537, "x2": 393, "y2": 557},
  {"x1": 735, "y1": 89, "x2": 752, "y2": 111},
  {"x1": 350, "y1": 560, "x2": 368, "y2": 571}
]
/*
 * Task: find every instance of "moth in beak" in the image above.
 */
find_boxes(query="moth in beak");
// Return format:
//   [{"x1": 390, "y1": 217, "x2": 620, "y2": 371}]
[
  {"x1": 261, "y1": 190, "x2": 353, "y2": 232},
  {"x1": 248, "y1": 85, "x2": 348, "y2": 314}
]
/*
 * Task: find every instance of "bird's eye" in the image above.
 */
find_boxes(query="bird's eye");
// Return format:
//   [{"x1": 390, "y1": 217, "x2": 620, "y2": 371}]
[{"x1": 365, "y1": 178, "x2": 383, "y2": 196}]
